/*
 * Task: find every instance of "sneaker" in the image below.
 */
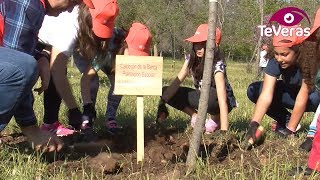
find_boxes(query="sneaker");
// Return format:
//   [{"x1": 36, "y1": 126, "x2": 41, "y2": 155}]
[
  {"x1": 40, "y1": 121, "x2": 75, "y2": 137},
  {"x1": 81, "y1": 115, "x2": 92, "y2": 130},
  {"x1": 190, "y1": 115, "x2": 197, "y2": 128},
  {"x1": 299, "y1": 137, "x2": 314, "y2": 152},
  {"x1": 205, "y1": 119, "x2": 218, "y2": 134},
  {"x1": 106, "y1": 120, "x2": 121, "y2": 135}
]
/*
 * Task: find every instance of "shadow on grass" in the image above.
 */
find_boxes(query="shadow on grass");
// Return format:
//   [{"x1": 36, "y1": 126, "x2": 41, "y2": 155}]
[{"x1": 229, "y1": 117, "x2": 250, "y2": 133}]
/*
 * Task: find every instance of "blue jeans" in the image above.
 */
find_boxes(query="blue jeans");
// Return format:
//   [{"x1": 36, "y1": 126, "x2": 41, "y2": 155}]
[
  {"x1": 0, "y1": 47, "x2": 38, "y2": 131},
  {"x1": 247, "y1": 80, "x2": 320, "y2": 127}
]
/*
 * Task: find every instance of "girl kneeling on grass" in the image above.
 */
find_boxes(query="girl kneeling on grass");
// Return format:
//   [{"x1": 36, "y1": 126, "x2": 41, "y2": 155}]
[
  {"x1": 245, "y1": 26, "x2": 320, "y2": 149},
  {"x1": 157, "y1": 24, "x2": 237, "y2": 133}
]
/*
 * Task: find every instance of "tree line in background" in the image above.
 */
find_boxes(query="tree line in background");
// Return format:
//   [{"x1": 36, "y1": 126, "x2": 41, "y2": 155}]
[{"x1": 115, "y1": 0, "x2": 320, "y2": 62}]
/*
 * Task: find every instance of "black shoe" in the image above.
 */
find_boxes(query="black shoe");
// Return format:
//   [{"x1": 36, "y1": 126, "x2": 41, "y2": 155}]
[
  {"x1": 68, "y1": 108, "x2": 83, "y2": 130},
  {"x1": 79, "y1": 128, "x2": 97, "y2": 142},
  {"x1": 106, "y1": 120, "x2": 122, "y2": 136},
  {"x1": 300, "y1": 137, "x2": 313, "y2": 152}
]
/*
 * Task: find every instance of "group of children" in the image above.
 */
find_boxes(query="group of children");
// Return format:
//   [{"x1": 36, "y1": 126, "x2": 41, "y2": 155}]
[
  {"x1": 156, "y1": 8, "x2": 320, "y2": 174},
  {"x1": 0, "y1": 0, "x2": 153, "y2": 151},
  {"x1": 37, "y1": 2, "x2": 152, "y2": 140},
  {"x1": 0, "y1": 0, "x2": 320, "y2": 174}
]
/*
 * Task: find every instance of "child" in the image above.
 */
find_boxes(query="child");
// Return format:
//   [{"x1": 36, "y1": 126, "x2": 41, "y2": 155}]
[
  {"x1": 157, "y1": 24, "x2": 237, "y2": 133},
  {"x1": 245, "y1": 26, "x2": 320, "y2": 146},
  {"x1": 75, "y1": 3, "x2": 152, "y2": 135},
  {"x1": 0, "y1": 0, "x2": 80, "y2": 152},
  {"x1": 258, "y1": 44, "x2": 269, "y2": 78},
  {"x1": 38, "y1": 0, "x2": 119, "y2": 137},
  {"x1": 38, "y1": 6, "x2": 82, "y2": 136}
]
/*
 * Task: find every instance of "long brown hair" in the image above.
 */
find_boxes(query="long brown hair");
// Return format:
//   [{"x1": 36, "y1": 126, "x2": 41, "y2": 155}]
[
  {"x1": 75, "y1": 3, "x2": 108, "y2": 60},
  {"x1": 297, "y1": 41, "x2": 320, "y2": 87},
  {"x1": 187, "y1": 44, "x2": 223, "y2": 80}
]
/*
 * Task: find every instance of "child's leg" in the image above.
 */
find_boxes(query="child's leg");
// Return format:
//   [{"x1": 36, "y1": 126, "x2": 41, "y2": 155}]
[
  {"x1": 187, "y1": 87, "x2": 219, "y2": 132},
  {"x1": 163, "y1": 86, "x2": 198, "y2": 124},
  {"x1": 307, "y1": 103, "x2": 320, "y2": 138},
  {"x1": 300, "y1": 93, "x2": 320, "y2": 151},
  {"x1": 43, "y1": 75, "x2": 62, "y2": 124},
  {"x1": 307, "y1": 116, "x2": 320, "y2": 171},
  {"x1": 305, "y1": 92, "x2": 320, "y2": 137},
  {"x1": 164, "y1": 86, "x2": 196, "y2": 113},
  {"x1": 247, "y1": 80, "x2": 291, "y2": 128},
  {"x1": 105, "y1": 73, "x2": 122, "y2": 130}
]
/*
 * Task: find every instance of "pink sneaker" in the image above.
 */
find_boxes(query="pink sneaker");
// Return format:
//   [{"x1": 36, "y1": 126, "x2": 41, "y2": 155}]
[
  {"x1": 40, "y1": 121, "x2": 75, "y2": 137},
  {"x1": 190, "y1": 115, "x2": 197, "y2": 128},
  {"x1": 205, "y1": 119, "x2": 218, "y2": 134}
]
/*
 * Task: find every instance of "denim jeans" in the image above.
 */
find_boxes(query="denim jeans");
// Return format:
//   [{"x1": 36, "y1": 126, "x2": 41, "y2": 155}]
[
  {"x1": 0, "y1": 47, "x2": 38, "y2": 131},
  {"x1": 247, "y1": 80, "x2": 320, "y2": 127}
]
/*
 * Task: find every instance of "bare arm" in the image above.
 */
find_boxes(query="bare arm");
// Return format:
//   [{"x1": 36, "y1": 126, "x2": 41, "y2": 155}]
[
  {"x1": 50, "y1": 47, "x2": 78, "y2": 109},
  {"x1": 251, "y1": 74, "x2": 277, "y2": 123},
  {"x1": 214, "y1": 72, "x2": 229, "y2": 130},
  {"x1": 161, "y1": 60, "x2": 189, "y2": 102},
  {"x1": 81, "y1": 66, "x2": 97, "y2": 105},
  {"x1": 286, "y1": 79, "x2": 310, "y2": 131}
]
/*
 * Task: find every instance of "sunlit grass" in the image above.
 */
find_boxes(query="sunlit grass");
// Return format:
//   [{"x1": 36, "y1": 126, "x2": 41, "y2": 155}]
[{"x1": 0, "y1": 59, "x2": 317, "y2": 179}]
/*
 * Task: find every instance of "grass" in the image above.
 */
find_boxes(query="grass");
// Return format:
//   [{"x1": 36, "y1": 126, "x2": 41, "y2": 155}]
[{"x1": 0, "y1": 59, "x2": 317, "y2": 179}]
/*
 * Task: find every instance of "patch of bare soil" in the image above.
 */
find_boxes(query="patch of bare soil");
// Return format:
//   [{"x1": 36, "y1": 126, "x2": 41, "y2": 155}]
[{"x1": 0, "y1": 126, "x2": 311, "y2": 179}]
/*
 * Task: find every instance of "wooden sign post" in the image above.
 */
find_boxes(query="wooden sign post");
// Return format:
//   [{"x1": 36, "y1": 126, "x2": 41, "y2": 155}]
[{"x1": 114, "y1": 55, "x2": 163, "y2": 163}]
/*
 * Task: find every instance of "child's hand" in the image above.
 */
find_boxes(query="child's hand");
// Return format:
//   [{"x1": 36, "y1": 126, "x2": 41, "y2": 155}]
[
  {"x1": 156, "y1": 98, "x2": 168, "y2": 122},
  {"x1": 34, "y1": 56, "x2": 50, "y2": 95},
  {"x1": 21, "y1": 125, "x2": 63, "y2": 152},
  {"x1": 246, "y1": 121, "x2": 260, "y2": 142}
]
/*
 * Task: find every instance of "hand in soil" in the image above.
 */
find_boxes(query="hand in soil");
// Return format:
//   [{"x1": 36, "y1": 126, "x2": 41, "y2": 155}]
[
  {"x1": 156, "y1": 98, "x2": 169, "y2": 123},
  {"x1": 21, "y1": 125, "x2": 63, "y2": 152},
  {"x1": 245, "y1": 121, "x2": 259, "y2": 142}
]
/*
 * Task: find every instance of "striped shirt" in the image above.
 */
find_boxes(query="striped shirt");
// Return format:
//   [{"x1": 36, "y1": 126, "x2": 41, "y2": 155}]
[{"x1": 0, "y1": 0, "x2": 45, "y2": 55}]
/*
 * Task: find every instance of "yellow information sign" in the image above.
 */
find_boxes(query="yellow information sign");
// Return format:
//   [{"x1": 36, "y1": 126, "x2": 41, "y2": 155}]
[
  {"x1": 114, "y1": 55, "x2": 163, "y2": 96},
  {"x1": 114, "y1": 55, "x2": 163, "y2": 162}
]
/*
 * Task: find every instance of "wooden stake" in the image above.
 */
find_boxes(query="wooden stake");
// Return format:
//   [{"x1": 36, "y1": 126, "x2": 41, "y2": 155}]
[{"x1": 136, "y1": 96, "x2": 144, "y2": 163}]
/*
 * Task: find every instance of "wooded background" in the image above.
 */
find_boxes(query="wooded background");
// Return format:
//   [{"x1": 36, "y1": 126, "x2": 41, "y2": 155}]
[{"x1": 116, "y1": 0, "x2": 320, "y2": 61}]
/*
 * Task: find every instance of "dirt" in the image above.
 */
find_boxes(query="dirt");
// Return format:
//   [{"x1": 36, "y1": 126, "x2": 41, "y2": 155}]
[{"x1": 0, "y1": 125, "x2": 313, "y2": 179}]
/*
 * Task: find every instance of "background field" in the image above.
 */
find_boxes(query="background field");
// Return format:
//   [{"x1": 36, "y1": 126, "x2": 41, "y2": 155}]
[{"x1": 0, "y1": 59, "x2": 317, "y2": 179}]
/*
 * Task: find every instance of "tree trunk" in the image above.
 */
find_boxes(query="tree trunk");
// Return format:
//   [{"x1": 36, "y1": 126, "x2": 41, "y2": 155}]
[
  {"x1": 254, "y1": 0, "x2": 264, "y2": 76},
  {"x1": 186, "y1": 0, "x2": 218, "y2": 171}
]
